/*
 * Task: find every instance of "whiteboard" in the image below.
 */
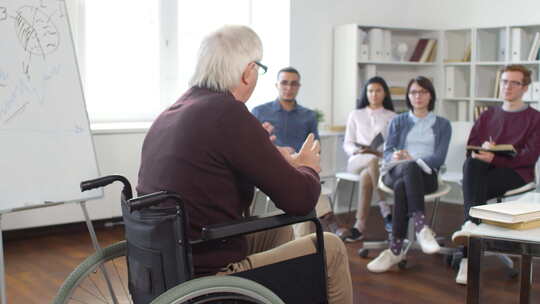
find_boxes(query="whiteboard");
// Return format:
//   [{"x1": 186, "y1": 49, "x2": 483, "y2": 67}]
[{"x1": 0, "y1": 0, "x2": 101, "y2": 212}]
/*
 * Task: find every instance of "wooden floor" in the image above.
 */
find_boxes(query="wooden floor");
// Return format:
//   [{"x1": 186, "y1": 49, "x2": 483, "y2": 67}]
[{"x1": 5, "y1": 203, "x2": 540, "y2": 303}]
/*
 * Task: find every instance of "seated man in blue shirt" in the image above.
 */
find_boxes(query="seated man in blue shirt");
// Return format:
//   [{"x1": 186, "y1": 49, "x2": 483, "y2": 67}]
[{"x1": 252, "y1": 67, "x2": 338, "y2": 236}]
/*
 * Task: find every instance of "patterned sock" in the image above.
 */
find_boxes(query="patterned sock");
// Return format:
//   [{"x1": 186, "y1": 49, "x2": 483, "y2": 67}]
[
  {"x1": 390, "y1": 237, "x2": 404, "y2": 256},
  {"x1": 412, "y1": 211, "x2": 426, "y2": 234}
]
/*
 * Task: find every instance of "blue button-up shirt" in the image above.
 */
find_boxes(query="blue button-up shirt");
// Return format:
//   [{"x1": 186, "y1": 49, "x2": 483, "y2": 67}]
[{"x1": 252, "y1": 99, "x2": 319, "y2": 152}]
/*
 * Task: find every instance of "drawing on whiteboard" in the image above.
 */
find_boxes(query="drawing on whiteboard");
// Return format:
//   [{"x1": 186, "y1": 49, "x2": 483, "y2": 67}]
[{"x1": 0, "y1": 1, "x2": 66, "y2": 125}]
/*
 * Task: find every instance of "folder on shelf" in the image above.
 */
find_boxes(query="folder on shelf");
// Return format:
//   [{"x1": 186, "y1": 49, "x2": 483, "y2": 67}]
[
  {"x1": 368, "y1": 28, "x2": 385, "y2": 61},
  {"x1": 383, "y1": 30, "x2": 392, "y2": 61},
  {"x1": 445, "y1": 66, "x2": 455, "y2": 98},
  {"x1": 532, "y1": 82, "x2": 540, "y2": 101},
  {"x1": 498, "y1": 28, "x2": 507, "y2": 61},
  {"x1": 511, "y1": 27, "x2": 526, "y2": 62},
  {"x1": 409, "y1": 38, "x2": 429, "y2": 62}
]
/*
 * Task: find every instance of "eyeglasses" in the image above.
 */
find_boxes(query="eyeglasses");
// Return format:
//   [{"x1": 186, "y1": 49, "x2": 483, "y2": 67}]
[
  {"x1": 408, "y1": 90, "x2": 429, "y2": 96},
  {"x1": 500, "y1": 79, "x2": 523, "y2": 88},
  {"x1": 278, "y1": 80, "x2": 301, "y2": 88},
  {"x1": 254, "y1": 61, "x2": 268, "y2": 75}
]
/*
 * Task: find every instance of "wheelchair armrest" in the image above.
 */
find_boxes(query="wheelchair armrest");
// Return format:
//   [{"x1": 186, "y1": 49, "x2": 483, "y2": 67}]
[{"x1": 200, "y1": 210, "x2": 317, "y2": 241}]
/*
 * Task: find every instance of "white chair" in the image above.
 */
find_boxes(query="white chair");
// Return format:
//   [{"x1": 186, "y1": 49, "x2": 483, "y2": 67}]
[
  {"x1": 441, "y1": 121, "x2": 473, "y2": 186},
  {"x1": 358, "y1": 174, "x2": 454, "y2": 269},
  {"x1": 332, "y1": 172, "x2": 362, "y2": 215}
]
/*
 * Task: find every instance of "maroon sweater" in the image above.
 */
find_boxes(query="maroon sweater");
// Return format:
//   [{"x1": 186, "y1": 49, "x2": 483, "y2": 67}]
[
  {"x1": 467, "y1": 106, "x2": 540, "y2": 182},
  {"x1": 137, "y1": 87, "x2": 320, "y2": 275}
]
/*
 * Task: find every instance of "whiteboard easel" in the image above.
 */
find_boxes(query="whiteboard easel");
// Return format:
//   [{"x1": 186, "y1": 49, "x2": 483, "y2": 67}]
[{"x1": 0, "y1": 0, "x2": 104, "y2": 302}]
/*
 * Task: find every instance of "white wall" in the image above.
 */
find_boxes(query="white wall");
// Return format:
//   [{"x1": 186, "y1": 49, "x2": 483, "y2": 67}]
[
  {"x1": 290, "y1": 0, "x2": 540, "y2": 126},
  {"x1": 7, "y1": 1, "x2": 540, "y2": 230}
]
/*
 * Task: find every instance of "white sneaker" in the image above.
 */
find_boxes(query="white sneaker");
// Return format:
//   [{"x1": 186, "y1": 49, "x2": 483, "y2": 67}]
[
  {"x1": 456, "y1": 258, "x2": 468, "y2": 285},
  {"x1": 416, "y1": 226, "x2": 440, "y2": 254},
  {"x1": 367, "y1": 249, "x2": 404, "y2": 273},
  {"x1": 452, "y1": 221, "x2": 478, "y2": 246}
]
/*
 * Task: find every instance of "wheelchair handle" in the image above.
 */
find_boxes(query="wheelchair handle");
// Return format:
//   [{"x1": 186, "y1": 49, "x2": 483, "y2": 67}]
[
  {"x1": 128, "y1": 191, "x2": 183, "y2": 212},
  {"x1": 80, "y1": 175, "x2": 133, "y2": 200}
]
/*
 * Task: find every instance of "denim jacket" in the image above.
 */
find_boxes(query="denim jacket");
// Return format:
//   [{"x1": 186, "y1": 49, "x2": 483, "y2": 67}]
[{"x1": 383, "y1": 112, "x2": 452, "y2": 171}]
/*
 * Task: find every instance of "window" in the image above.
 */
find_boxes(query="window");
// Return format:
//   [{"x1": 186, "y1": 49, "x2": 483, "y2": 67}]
[{"x1": 75, "y1": 0, "x2": 290, "y2": 123}]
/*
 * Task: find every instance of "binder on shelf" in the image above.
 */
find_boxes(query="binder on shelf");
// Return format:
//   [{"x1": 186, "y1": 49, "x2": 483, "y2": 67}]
[
  {"x1": 409, "y1": 38, "x2": 429, "y2": 62},
  {"x1": 523, "y1": 84, "x2": 534, "y2": 101},
  {"x1": 532, "y1": 82, "x2": 540, "y2": 101},
  {"x1": 368, "y1": 28, "x2": 385, "y2": 61},
  {"x1": 458, "y1": 100, "x2": 468, "y2": 121},
  {"x1": 383, "y1": 30, "x2": 392, "y2": 61},
  {"x1": 419, "y1": 39, "x2": 437, "y2": 63},
  {"x1": 445, "y1": 66, "x2": 455, "y2": 98},
  {"x1": 358, "y1": 44, "x2": 369, "y2": 61},
  {"x1": 511, "y1": 27, "x2": 526, "y2": 62},
  {"x1": 498, "y1": 28, "x2": 507, "y2": 61},
  {"x1": 527, "y1": 32, "x2": 540, "y2": 61}
]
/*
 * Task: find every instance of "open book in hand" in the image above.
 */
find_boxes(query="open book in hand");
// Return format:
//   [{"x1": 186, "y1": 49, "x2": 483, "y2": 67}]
[
  {"x1": 466, "y1": 144, "x2": 517, "y2": 157},
  {"x1": 354, "y1": 132, "x2": 384, "y2": 152}
]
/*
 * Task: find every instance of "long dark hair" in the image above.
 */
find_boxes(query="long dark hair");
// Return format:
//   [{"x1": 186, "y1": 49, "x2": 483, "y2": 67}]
[
  {"x1": 405, "y1": 76, "x2": 436, "y2": 111},
  {"x1": 356, "y1": 76, "x2": 394, "y2": 111}
]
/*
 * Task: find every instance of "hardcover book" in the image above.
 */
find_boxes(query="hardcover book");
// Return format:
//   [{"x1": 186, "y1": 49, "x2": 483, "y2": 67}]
[
  {"x1": 470, "y1": 193, "x2": 540, "y2": 223},
  {"x1": 466, "y1": 144, "x2": 516, "y2": 157}
]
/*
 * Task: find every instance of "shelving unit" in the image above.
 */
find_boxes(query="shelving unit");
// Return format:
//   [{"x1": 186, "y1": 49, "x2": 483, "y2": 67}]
[
  {"x1": 332, "y1": 24, "x2": 441, "y2": 126},
  {"x1": 333, "y1": 24, "x2": 540, "y2": 125}
]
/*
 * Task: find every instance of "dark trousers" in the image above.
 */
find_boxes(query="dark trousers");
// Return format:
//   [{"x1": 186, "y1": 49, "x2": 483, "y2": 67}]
[
  {"x1": 462, "y1": 157, "x2": 526, "y2": 224},
  {"x1": 383, "y1": 161, "x2": 438, "y2": 239}
]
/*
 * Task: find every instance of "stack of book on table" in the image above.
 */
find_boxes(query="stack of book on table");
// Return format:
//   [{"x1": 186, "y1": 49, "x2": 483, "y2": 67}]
[{"x1": 470, "y1": 192, "x2": 540, "y2": 230}]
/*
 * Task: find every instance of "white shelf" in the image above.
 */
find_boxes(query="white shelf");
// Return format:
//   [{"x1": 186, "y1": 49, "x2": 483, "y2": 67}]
[
  {"x1": 443, "y1": 62, "x2": 471, "y2": 66},
  {"x1": 476, "y1": 61, "x2": 506, "y2": 66},
  {"x1": 333, "y1": 24, "x2": 540, "y2": 125},
  {"x1": 444, "y1": 97, "x2": 471, "y2": 101},
  {"x1": 358, "y1": 61, "x2": 436, "y2": 66}
]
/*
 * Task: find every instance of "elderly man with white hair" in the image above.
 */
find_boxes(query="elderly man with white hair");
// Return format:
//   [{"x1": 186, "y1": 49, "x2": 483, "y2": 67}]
[{"x1": 137, "y1": 25, "x2": 353, "y2": 304}]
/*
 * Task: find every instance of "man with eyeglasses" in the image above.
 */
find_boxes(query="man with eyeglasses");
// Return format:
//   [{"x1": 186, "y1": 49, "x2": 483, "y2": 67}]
[
  {"x1": 451, "y1": 64, "x2": 540, "y2": 285},
  {"x1": 252, "y1": 67, "x2": 341, "y2": 237},
  {"x1": 137, "y1": 26, "x2": 352, "y2": 303}
]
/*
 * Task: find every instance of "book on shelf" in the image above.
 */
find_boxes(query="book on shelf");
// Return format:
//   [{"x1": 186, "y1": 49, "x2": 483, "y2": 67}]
[
  {"x1": 462, "y1": 44, "x2": 471, "y2": 62},
  {"x1": 389, "y1": 86, "x2": 406, "y2": 95},
  {"x1": 493, "y1": 70, "x2": 502, "y2": 98},
  {"x1": 466, "y1": 144, "x2": 517, "y2": 157},
  {"x1": 419, "y1": 39, "x2": 437, "y2": 63},
  {"x1": 426, "y1": 42, "x2": 437, "y2": 62},
  {"x1": 473, "y1": 105, "x2": 490, "y2": 121},
  {"x1": 409, "y1": 38, "x2": 429, "y2": 62},
  {"x1": 483, "y1": 218, "x2": 540, "y2": 230},
  {"x1": 527, "y1": 32, "x2": 540, "y2": 61},
  {"x1": 470, "y1": 192, "x2": 540, "y2": 224}
]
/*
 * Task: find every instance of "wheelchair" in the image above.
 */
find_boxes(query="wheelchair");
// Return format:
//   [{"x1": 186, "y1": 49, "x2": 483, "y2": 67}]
[{"x1": 53, "y1": 175, "x2": 329, "y2": 304}]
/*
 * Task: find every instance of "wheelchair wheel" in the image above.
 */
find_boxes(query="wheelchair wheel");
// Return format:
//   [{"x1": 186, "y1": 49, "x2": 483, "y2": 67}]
[
  {"x1": 150, "y1": 276, "x2": 285, "y2": 304},
  {"x1": 53, "y1": 241, "x2": 129, "y2": 304}
]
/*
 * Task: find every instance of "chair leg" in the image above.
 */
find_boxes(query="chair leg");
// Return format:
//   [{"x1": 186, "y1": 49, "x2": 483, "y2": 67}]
[
  {"x1": 332, "y1": 178, "x2": 341, "y2": 212},
  {"x1": 430, "y1": 198, "x2": 441, "y2": 228}
]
